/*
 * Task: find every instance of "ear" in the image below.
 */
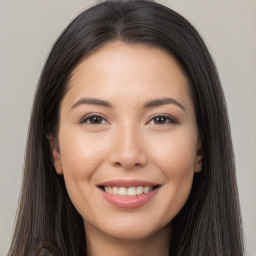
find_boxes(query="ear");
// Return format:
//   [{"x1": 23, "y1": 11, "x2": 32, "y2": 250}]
[
  {"x1": 48, "y1": 135, "x2": 63, "y2": 175},
  {"x1": 194, "y1": 141, "x2": 203, "y2": 173}
]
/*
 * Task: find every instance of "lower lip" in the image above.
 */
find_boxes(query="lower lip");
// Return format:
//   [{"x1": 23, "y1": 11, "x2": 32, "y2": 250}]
[{"x1": 99, "y1": 188, "x2": 159, "y2": 209}]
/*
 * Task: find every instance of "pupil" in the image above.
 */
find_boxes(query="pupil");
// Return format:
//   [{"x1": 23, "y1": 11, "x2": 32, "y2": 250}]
[
  {"x1": 91, "y1": 116, "x2": 101, "y2": 124},
  {"x1": 155, "y1": 116, "x2": 166, "y2": 124}
]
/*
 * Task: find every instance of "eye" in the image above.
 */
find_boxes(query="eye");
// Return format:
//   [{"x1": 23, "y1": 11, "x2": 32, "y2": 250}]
[
  {"x1": 80, "y1": 115, "x2": 107, "y2": 125},
  {"x1": 149, "y1": 115, "x2": 178, "y2": 125}
]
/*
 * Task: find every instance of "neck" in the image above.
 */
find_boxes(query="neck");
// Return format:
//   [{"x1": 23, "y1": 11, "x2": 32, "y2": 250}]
[{"x1": 84, "y1": 223, "x2": 171, "y2": 256}]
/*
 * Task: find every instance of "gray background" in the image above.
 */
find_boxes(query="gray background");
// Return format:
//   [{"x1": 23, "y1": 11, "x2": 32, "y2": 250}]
[{"x1": 1, "y1": 1, "x2": 255, "y2": 255}]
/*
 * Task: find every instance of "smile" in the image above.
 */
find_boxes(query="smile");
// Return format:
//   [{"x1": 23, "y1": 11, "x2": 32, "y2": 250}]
[
  {"x1": 99, "y1": 185, "x2": 159, "y2": 196},
  {"x1": 98, "y1": 180, "x2": 161, "y2": 209}
]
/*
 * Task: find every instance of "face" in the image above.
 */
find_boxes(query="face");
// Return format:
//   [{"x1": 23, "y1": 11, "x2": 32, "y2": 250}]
[{"x1": 51, "y1": 41, "x2": 202, "y2": 241}]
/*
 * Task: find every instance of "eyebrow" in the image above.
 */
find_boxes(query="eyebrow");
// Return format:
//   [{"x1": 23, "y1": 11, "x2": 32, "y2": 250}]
[
  {"x1": 71, "y1": 97, "x2": 185, "y2": 112},
  {"x1": 144, "y1": 98, "x2": 186, "y2": 111},
  {"x1": 71, "y1": 98, "x2": 112, "y2": 110}
]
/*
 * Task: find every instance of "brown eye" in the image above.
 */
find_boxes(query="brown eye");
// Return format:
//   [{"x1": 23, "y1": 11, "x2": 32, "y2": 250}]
[
  {"x1": 81, "y1": 115, "x2": 106, "y2": 125},
  {"x1": 150, "y1": 115, "x2": 178, "y2": 125}
]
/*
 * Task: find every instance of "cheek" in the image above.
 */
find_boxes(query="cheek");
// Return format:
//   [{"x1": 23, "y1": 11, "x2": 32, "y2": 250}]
[
  {"x1": 152, "y1": 129, "x2": 198, "y2": 174},
  {"x1": 150, "y1": 130, "x2": 197, "y2": 216},
  {"x1": 59, "y1": 130, "x2": 108, "y2": 176},
  {"x1": 58, "y1": 130, "x2": 109, "y2": 211}
]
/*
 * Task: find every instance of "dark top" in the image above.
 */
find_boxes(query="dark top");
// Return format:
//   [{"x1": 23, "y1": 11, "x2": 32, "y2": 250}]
[{"x1": 39, "y1": 248, "x2": 53, "y2": 256}]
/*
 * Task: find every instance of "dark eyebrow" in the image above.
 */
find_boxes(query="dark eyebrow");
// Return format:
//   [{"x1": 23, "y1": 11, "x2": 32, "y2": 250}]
[
  {"x1": 71, "y1": 98, "x2": 112, "y2": 110},
  {"x1": 71, "y1": 97, "x2": 185, "y2": 112},
  {"x1": 144, "y1": 98, "x2": 186, "y2": 111}
]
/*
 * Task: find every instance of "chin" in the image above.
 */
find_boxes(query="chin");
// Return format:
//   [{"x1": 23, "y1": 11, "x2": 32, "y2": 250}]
[
  {"x1": 111, "y1": 230, "x2": 152, "y2": 241},
  {"x1": 100, "y1": 221, "x2": 170, "y2": 241}
]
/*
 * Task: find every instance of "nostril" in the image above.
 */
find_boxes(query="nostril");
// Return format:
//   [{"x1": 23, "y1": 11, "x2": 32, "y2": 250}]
[
  {"x1": 113, "y1": 161, "x2": 142, "y2": 169},
  {"x1": 114, "y1": 162, "x2": 122, "y2": 166}
]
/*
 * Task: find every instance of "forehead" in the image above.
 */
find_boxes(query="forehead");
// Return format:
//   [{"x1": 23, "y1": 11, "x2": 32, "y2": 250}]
[{"x1": 64, "y1": 41, "x2": 193, "y2": 112}]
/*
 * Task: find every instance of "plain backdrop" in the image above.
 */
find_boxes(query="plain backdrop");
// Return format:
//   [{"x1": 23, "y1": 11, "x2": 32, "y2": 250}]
[{"x1": 0, "y1": 1, "x2": 255, "y2": 255}]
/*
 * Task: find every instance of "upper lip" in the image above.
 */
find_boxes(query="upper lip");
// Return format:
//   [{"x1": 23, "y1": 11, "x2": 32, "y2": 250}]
[{"x1": 98, "y1": 179, "x2": 160, "y2": 187}]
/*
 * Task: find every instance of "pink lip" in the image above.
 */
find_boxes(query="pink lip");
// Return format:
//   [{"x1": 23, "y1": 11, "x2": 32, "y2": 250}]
[
  {"x1": 97, "y1": 179, "x2": 161, "y2": 209},
  {"x1": 98, "y1": 179, "x2": 159, "y2": 187}
]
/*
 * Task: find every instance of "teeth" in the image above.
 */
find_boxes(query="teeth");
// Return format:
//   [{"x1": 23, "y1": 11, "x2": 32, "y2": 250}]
[
  {"x1": 143, "y1": 186, "x2": 149, "y2": 193},
  {"x1": 103, "y1": 186, "x2": 155, "y2": 196},
  {"x1": 119, "y1": 187, "x2": 127, "y2": 196},
  {"x1": 127, "y1": 187, "x2": 136, "y2": 196},
  {"x1": 112, "y1": 186, "x2": 118, "y2": 195},
  {"x1": 136, "y1": 186, "x2": 143, "y2": 195}
]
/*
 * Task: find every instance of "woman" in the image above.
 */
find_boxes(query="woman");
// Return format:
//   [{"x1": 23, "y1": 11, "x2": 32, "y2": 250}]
[{"x1": 7, "y1": 0, "x2": 244, "y2": 255}]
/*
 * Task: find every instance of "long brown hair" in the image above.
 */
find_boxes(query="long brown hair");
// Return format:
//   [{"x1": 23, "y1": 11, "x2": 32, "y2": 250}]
[{"x1": 8, "y1": 1, "x2": 244, "y2": 255}]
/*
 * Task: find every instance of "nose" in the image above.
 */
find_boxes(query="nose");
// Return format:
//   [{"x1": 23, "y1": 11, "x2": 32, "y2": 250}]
[{"x1": 108, "y1": 125, "x2": 148, "y2": 170}]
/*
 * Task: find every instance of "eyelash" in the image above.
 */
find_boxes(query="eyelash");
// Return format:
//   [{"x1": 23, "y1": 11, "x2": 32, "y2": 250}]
[
  {"x1": 80, "y1": 114, "x2": 179, "y2": 126},
  {"x1": 80, "y1": 114, "x2": 107, "y2": 125},
  {"x1": 148, "y1": 114, "x2": 179, "y2": 125}
]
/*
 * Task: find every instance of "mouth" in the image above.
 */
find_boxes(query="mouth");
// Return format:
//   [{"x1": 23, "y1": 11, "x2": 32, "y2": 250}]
[
  {"x1": 98, "y1": 185, "x2": 161, "y2": 196},
  {"x1": 97, "y1": 180, "x2": 161, "y2": 209}
]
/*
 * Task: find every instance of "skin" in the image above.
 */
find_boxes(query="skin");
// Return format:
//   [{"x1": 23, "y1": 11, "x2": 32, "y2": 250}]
[{"x1": 50, "y1": 41, "x2": 202, "y2": 256}]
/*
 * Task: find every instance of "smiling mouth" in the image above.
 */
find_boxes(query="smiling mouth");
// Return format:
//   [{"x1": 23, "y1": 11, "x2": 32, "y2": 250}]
[{"x1": 98, "y1": 185, "x2": 160, "y2": 197}]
